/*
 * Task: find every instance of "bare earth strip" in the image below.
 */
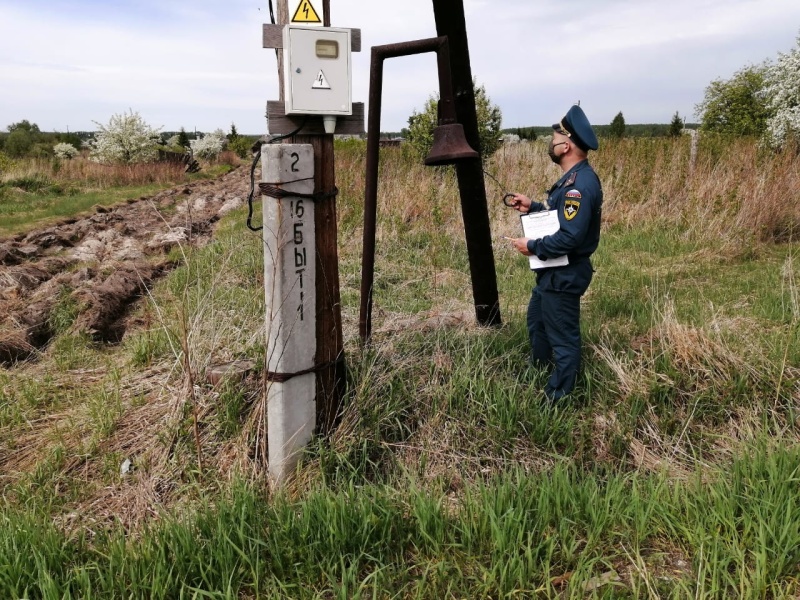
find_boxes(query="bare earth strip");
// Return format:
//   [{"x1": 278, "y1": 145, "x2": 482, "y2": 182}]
[{"x1": 0, "y1": 166, "x2": 251, "y2": 363}]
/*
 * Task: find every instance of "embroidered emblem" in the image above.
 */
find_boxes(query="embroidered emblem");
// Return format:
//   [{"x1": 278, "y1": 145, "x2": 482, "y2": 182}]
[
  {"x1": 564, "y1": 199, "x2": 580, "y2": 220},
  {"x1": 565, "y1": 189, "x2": 582, "y2": 199}
]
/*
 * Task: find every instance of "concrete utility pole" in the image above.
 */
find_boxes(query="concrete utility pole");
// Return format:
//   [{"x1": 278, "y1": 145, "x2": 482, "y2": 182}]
[
  {"x1": 262, "y1": 0, "x2": 359, "y2": 483},
  {"x1": 262, "y1": 144, "x2": 317, "y2": 483}
]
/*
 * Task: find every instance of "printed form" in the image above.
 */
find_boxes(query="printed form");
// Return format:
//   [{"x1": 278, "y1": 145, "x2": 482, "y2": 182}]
[{"x1": 520, "y1": 210, "x2": 569, "y2": 270}]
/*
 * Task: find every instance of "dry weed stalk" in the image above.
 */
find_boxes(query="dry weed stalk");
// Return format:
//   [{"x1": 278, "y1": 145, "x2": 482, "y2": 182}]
[{"x1": 179, "y1": 305, "x2": 203, "y2": 474}]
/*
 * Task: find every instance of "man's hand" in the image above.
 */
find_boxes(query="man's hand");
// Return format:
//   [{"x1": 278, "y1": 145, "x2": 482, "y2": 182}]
[
  {"x1": 510, "y1": 237, "x2": 532, "y2": 256},
  {"x1": 506, "y1": 193, "x2": 531, "y2": 213}
]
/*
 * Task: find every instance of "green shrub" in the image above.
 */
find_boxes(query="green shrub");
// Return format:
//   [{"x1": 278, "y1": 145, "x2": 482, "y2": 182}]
[
  {"x1": 0, "y1": 152, "x2": 13, "y2": 174},
  {"x1": 406, "y1": 79, "x2": 502, "y2": 159},
  {"x1": 228, "y1": 136, "x2": 252, "y2": 158},
  {"x1": 4, "y1": 174, "x2": 53, "y2": 193},
  {"x1": 4, "y1": 129, "x2": 33, "y2": 157}
]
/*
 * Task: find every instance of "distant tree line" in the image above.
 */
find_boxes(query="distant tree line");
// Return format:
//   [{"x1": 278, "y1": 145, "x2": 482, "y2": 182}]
[
  {"x1": 0, "y1": 115, "x2": 259, "y2": 163},
  {"x1": 0, "y1": 121, "x2": 88, "y2": 158},
  {"x1": 501, "y1": 121, "x2": 698, "y2": 139}
]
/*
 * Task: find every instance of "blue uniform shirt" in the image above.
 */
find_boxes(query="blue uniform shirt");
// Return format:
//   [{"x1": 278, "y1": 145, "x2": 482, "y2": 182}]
[{"x1": 526, "y1": 159, "x2": 602, "y2": 263}]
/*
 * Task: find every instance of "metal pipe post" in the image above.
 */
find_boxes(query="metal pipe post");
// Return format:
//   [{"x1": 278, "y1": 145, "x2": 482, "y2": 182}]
[{"x1": 359, "y1": 37, "x2": 450, "y2": 342}]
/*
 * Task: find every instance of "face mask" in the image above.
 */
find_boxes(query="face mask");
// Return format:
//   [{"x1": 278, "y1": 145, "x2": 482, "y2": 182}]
[{"x1": 548, "y1": 140, "x2": 566, "y2": 164}]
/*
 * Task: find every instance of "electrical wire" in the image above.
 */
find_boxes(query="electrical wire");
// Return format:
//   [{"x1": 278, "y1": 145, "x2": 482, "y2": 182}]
[
  {"x1": 246, "y1": 117, "x2": 309, "y2": 231},
  {"x1": 246, "y1": 150, "x2": 263, "y2": 231},
  {"x1": 268, "y1": 0, "x2": 278, "y2": 62}
]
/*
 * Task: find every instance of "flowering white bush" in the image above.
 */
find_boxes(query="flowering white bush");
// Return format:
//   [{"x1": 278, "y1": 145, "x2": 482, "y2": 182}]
[
  {"x1": 53, "y1": 142, "x2": 78, "y2": 159},
  {"x1": 764, "y1": 34, "x2": 800, "y2": 148},
  {"x1": 189, "y1": 129, "x2": 227, "y2": 161},
  {"x1": 89, "y1": 110, "x2": 162, "y2": 164}
]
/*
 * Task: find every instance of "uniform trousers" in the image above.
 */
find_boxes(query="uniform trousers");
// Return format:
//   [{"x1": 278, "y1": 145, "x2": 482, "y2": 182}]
[{"x1": 526, "y1": 259, "x2": 592, "y2": 401}]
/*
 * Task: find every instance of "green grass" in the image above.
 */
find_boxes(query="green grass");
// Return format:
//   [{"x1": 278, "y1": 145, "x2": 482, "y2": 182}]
[
  {"x1": 1, "y1": 448, "x2": 799, "y2": 598},
  {"x1": 0, "y1": 162, "x2": 234, "y2": 236},
  {"x1": 1, "y1": 139, "x2": 799, "y2": 598},
  {"x1": 0, "y1": 184, "x2": 172, "y2": 236}
]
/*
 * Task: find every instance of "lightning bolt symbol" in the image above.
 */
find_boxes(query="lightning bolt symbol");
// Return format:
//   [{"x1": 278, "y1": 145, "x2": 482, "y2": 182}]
[{"x1": 303, "y1": 3, "x2": 309, "y2": 19}]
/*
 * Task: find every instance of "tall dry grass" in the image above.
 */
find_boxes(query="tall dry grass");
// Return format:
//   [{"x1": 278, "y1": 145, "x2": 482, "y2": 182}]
[
  {"x1": 1, "y1": 155, "x2": 188, "y2": 189},
  {"x1": 592, "y1": 135, "x2": 800, "y2": 243},
  {"x1": 331, "y1": 135, "x2": 800, "y2": 474},
  {"x1": 338, "y1": 134, "x2": 800, "y2": 252}
]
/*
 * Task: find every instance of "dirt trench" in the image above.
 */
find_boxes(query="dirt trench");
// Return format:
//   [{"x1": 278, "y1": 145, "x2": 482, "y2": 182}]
[{"x1": 0, "y1": 166, "x2": 253, "y2": 364}]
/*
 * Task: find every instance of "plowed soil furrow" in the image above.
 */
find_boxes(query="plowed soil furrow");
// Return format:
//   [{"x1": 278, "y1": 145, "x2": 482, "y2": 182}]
[{"x1": 0, "y1": 166, "x2": 252, "y2": 363}]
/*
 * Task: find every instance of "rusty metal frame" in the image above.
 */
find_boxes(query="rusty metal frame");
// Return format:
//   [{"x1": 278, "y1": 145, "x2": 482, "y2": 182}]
[{"x1": 359, "y1": 36, "x2": 458, "y2": 342}]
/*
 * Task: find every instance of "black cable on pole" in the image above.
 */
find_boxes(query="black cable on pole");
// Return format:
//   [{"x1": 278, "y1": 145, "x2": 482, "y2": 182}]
[
  {"x1": 246, "y1": 149, "x2": 264, "y2": 231},
  {"x1": 246, "y1": 117, "x2": 309, "y2": 232},
  {"x1": 268, "y1": 0, "x2": 278, "y2": 61}
]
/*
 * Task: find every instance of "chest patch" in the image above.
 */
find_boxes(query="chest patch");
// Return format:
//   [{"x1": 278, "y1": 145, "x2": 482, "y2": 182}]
[
  {"x1": 564, "y1": 199, "x2": 580, "y2": 220},
  {"x1": 565, "y1": 189, "x2": 582, "y2": 199}
]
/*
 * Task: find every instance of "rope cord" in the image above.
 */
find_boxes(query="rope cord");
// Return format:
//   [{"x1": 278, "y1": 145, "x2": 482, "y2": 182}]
[
  {"x1": 483, "y1": 166, "x2": 519, "y2": 207},
  {"x1": 482, "y1": 167, "x2": 507, "y2": 195}
]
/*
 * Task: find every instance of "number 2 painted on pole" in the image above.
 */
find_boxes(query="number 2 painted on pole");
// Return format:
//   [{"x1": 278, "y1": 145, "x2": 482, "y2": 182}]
[{"x1": 290, "y1": 152, "x2": 300, "y2": 172}]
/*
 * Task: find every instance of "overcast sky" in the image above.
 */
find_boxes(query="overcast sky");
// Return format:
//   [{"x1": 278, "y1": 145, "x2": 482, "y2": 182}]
[{"x1": 1, "y1": 0, "x2": 799, "y2": 135}]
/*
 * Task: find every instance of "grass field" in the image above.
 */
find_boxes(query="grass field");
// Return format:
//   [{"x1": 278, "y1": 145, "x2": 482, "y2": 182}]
[
  {"x1": 1, "y1": 135, "x2": 799, "y2": 598},
  {"x1": 0, "y1": 153, "x2": 236, "y2": 237}
]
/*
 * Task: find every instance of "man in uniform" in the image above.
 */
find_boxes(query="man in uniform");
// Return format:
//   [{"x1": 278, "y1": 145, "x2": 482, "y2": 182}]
[{"x1": 506, "y1": 104, "x2": 603, "y2": 403}]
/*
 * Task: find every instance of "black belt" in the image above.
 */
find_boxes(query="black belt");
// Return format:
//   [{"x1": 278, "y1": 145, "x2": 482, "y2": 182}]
[
  {"x1": 534, "y1": 254, "x2": 591, "y2": 273},
  {"x1": 568, "y1": 254, "x2": 591, "y2": 263}
]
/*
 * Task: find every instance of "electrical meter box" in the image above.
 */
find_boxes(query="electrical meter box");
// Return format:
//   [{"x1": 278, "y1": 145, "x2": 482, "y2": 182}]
[{"x1": 283, "y1": 25, "x2": 352, "y2": 116}]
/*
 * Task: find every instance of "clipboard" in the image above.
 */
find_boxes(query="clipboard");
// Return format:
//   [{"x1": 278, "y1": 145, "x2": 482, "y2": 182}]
[{"x1": 520, "y1": 210, "x2": 569, "y2": 270}]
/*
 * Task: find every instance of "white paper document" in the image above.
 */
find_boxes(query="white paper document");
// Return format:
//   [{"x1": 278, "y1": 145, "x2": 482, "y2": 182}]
[{"x1": 520, "y1": 210, "x2": 569, "y2": 270}]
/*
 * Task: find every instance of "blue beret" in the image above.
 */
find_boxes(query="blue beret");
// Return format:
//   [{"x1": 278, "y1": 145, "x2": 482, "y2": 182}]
[{"x1": 552, "y1": 105, "x2": 598, "y2": 151}]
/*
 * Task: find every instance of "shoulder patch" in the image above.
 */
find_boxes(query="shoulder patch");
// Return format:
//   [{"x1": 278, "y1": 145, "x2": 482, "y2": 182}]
[
  {"x1": 565, "y1": 189, "x2": 582, "y2": 199},
  {"x1": 564, "y1": 199, "x2": 580, "y2": 220}
]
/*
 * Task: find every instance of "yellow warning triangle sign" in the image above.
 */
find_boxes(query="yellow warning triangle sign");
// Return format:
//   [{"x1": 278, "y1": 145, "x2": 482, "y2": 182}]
[{"x1": 291, "y1": 0, "x2": 322, "y2": 24}]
